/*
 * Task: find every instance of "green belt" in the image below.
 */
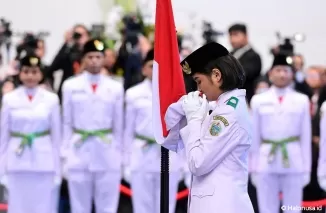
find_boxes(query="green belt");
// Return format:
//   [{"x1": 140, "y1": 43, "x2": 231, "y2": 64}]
[
  {"x1": 262, "y1": 136, "x2": 299, "y2": 168},
  {"x1": 73, "y1": 128, "x2": 112, "y2": 148},
  {"x1": 135, "y1": 134, "x2": 156, "y2": 146},
  {"x1": 11, "y1": 130, "x2": 50, "y2": 156}
]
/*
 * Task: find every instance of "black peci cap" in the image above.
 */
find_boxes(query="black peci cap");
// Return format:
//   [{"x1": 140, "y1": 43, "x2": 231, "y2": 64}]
[{"x1": 82, "y1": 39, "x2": 105, "y2": 56}]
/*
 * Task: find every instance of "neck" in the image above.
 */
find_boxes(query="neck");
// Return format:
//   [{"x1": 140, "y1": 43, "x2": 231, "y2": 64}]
[
  {"x1": 215, "y1": 90, "x2": 227, "y2": 102},
  {"x1": 23, "y1": 86, "x2": 37, "y2": 94},
  {"x1": 236, "y1": 43, "x2": 249, "y2": 50},
  {"x1": 313, "y1": 88, "x2": 320, "y2": 95},
  {"x1": 272, "y1": 85, "x2": 288, "y2": 96},
  {"x1": 86, "y1": 71, "x2": 100, "y2": 83}
]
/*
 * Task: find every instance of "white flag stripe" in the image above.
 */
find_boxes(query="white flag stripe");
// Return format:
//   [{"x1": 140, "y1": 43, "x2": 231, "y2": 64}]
[{"x1": 152, "y1": 60, "x2": 165, "y2": 145}]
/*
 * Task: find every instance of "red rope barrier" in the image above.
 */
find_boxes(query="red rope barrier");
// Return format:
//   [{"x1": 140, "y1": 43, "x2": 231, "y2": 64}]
[
  {"x1": 120, "y1": 184, "x2": 326, "y2": 208},
  {"x1": 0, "y1": 184, "x2": 325, "y2": 210}
]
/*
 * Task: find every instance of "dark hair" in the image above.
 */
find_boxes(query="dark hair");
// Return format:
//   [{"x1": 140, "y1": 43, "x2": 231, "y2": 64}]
[
  {"x1": 202, "y1": 54, "x2": 246, "y2": 91},
  {"x1": 228, "y1": 24, "x2": 247, "y2": 35}
]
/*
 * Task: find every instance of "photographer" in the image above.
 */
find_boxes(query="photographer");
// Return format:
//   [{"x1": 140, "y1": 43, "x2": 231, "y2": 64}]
[
  {"x1": 46, "y1": 24, "x2": 90, "y2": 101},
  {"x1": 228, "y1": 23, "x2": 262, "y2": 102}
]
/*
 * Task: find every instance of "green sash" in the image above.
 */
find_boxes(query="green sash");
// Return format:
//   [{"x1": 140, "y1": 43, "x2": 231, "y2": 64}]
[
  {"x1": 11, "y1": 130, "x2": 50, "y2": 156},
  {"x1": 73, "y1": 128, "x2": 112, "y2": 148},
  {"x1": 135, "y1": 134, "x2": 156, "y2": 147},
  {"x1": 262, "y1": 136, "x2": 299, "y2": 167}
]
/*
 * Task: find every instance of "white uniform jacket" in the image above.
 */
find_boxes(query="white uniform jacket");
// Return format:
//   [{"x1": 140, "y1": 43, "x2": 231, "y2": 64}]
[
  {"x1": 61, "y1": 72, "x2": 124, "y2": 172},
  {"x1": 124, "y1": 79, "x2": 181, "y2": 172},
  {"x1": 0, "y1": 86, "x2": 61, "y2": 176},
  {"x1": 180, "y1": 89, "x2": 254, "y2": 213},
  {"x1": 250, "y1": 86, "x2": 311, "y2": 174}
]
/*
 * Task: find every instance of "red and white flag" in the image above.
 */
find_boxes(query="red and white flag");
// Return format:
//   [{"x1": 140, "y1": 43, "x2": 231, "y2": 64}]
[{"x1": 152, "y1": 0, "x2": 186, "y2": 145}]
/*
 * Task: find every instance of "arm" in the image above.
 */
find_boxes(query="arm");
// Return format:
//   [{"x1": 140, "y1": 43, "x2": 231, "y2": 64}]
[
  {"x1": 318, "y1": 102, "x2": 326, "y2": 177},
  {"x1": 113, "y1": 85, "x2": 124, "y2": 155},
  {"x1": 180, "y1": 112, "x2": 244, "y2": 176},
  {"x1": 61, "y1": 81, "x2": 73, "y2": 157},
  {"x1": 0, "y1": 95, "x2": 10, "y2": 176},
  {"x1": 249, "y1": 96, "x2": 261, "y2": 172},
  {"x1": 301, "y1": 97, "x2": 312, "y2": 173},
  {"x1": 47, "y1": 43, "x2": 69, "y2": 85},
  {"x1": 123, "y1": 91, "x2": 136, "y2": 166},
  {"x1": 50, "y1": 96, "x2": 62, "y2": 176}
]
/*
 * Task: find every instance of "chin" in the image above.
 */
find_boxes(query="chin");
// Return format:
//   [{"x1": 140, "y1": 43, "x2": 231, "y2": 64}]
[{"x1": 25, "y1": 83, "x2": 38, "y2": 88}]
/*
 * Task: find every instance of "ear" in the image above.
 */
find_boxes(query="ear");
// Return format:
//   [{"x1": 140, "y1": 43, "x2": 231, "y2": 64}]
[{"x1": 211, "y1": 68, "x2": 222, "y2": 82}]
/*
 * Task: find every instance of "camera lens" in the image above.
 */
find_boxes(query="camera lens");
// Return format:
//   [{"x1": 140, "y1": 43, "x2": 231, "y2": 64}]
[{"x1": 73, "y1": 32, "x2": 82, "y2": 40}]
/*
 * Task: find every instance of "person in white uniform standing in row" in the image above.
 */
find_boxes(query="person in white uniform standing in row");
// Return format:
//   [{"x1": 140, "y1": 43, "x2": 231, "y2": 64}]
[
  {"x1": 0, "y1": 54, "x2": 62, "y2": 213},
  {"x1": 250, "y1": 54, "x2": 311, "y2": 213},
  {"x1": 61, "y1": 39, "x2": 124, "y2": 213},
  {"x1": 124, "y1": 49, "x2": 182, "y2": 213}
]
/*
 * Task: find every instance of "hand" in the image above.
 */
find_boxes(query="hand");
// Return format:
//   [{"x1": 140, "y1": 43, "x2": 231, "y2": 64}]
[
  {"x1": 54, "y1": 176, "x2": 62, "y2": 186},
  {"x1": 0, "y1": 175, "x2": 8, "y2": 188},
  {"x1": 318, "y1": 176, "x2": 326, "y2": 191},
  {"x1": 64, "y1": 30, "x2": 72, "y2": 43},
  {"x1": 250, "y1": 174, "x2": 258, "y2": 187},
  {"x1": 181, "y1": 91, "x2": 209, "y2": 123},
  {"x1": 303, "y1": 174, "x2": 310, "y2": 187}
]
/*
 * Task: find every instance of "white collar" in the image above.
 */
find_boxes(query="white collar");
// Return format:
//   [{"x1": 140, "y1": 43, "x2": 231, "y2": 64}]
[{"x1": 216, "y1": 89, "x2": 246, "y2": 104}]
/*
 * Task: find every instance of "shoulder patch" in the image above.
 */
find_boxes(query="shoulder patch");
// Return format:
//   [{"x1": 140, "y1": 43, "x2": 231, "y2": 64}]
[
  {"x1": 213, "y1": 115, "x2": 229, "y2": 126},
  {"x1": 209, "y1": 115, "x2": 230, "y2": 136},
  {"x1": 226, "y1": 96, "x2": 239, "y2": 109},
  {"x1": 209, "y1": 122, "x2": 223, "y2": 136}
]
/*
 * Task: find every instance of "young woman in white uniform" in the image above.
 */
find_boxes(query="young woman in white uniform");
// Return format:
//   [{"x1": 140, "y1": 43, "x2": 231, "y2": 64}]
[{"x1": 0, "y1": 54, "x2": 61, "y2": 213}]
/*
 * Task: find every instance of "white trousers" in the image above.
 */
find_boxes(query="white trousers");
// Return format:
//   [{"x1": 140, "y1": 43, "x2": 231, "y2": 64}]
[
  {"x1": 68, "y1": 170, "x2": 121, "y2": 213},
  {"x1": 131, "y1": 171, "x2": 180, "y2": 213},
  {"x1": 256, "y1": 173, "x2": 303, "y2": 213},
  {"x1": 7, "y1": 172, "x2": 59, "y2": 213}
]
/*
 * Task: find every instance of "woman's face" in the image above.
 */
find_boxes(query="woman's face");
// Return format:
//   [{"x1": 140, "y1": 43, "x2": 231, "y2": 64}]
[
  {"x1": 193, "y1": 69, "x2": 222, "y2": 101},
  {"x1": 19, "y1": 66, "x2": 43, "y2": 88}
]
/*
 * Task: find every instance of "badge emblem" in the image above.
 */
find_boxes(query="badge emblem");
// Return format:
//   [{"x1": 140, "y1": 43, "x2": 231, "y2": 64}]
[
  {"x1": 94, "y1": 40, "x2": 104, "y2": 51},
  {"x1": 209, "y1": 122, "x2": 222, "y2": 136},
  {"x1": 213, "y1": 115, "x2": 229, "y2": 126},
  {"x1": 29, "y1": 57, "x2": 39, "y2": 66},
  {"x1": 182, "y1": 61, "x2": 191, "y2": 74}
]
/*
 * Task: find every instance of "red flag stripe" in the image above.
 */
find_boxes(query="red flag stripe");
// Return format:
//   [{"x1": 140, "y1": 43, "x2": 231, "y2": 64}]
[{"x1": 153, "y1": 0, "x2": 185, "y2": 142}]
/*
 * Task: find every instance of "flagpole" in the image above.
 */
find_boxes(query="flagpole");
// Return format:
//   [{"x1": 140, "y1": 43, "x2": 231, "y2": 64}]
[{"x1": 160, "y1": 146, "x2": 169, "y2": 213}]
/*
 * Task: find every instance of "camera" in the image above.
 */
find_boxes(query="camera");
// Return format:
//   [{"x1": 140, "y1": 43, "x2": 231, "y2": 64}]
[
  {"x1": 15, "y1": 32, "x2": 48, "y2": 59},
  {"x1": 90, "y1": 24, "x2": 105, "y2": 40},
  {"x1": 202, "y1": 21, "x2": 223, "y2": 44},
  {"x1": 72, "y1": 32, "x2": 82, "y2": 41},
  {"x1": 120, "y1": 14, "x2": 143, "y2": 47},
  {"x1": 0, "y1": 18, "x2": 12, "y2": 47},
  {"x1": 16, "y1": 33, "x2": 39, "y2": 59},
  {"x1": 270, "y1": 32, "x2": 305, "y2": 56},
  {"x1": 122, "y1": 14, "x2": 143, "y2": 34}
]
